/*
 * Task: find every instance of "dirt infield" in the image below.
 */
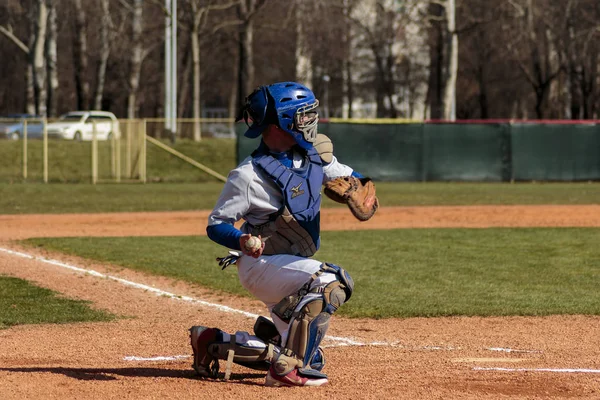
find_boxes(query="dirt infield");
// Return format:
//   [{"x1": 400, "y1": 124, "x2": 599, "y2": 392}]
[{"x1": 1, "y1": 205, "x2": 600, "y2": 399}]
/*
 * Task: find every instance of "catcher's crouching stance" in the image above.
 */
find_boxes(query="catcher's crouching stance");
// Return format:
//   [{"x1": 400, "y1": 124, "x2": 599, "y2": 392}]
[
  {"x1": 193, "y1": 82, "x2": 377, "y2": 387},
  {"x1": 190, "y1": 263, "x2": 353, "y2": 386}
]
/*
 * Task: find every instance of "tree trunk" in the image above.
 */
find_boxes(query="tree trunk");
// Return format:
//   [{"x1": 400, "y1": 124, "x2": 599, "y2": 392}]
[
  {"x1": 27, "y1": 15, "x2": 37, "y2": 115},
  {"x1": 443, "y1": 0, "x2": 457, "y2": 120},
  {"x1": 235, "y1": 0, "x2": 266, "y2": 112},
  {"x1": 128, "y1": 0, "x2": 143, "y2": 119},
  {"x1": 46, "y1": 0, "x2": 58, "y2": 117},
  {"x1": 295, "y1": 0, "x2": 312, "y2": 88},
  {"x1": 191, "y1": 26, "x2": 201, "y2": 141},
  {"x1": 94, "y1": 0, "x2": 111, "y2": 110},
  {"x1": 33, "y1": 0, "x2": 48, "y2": 117},
  {"x1": 344, "y1": 59, "x2": 354, "y2": 118},
  {"x1": 73, "y1": 0, "x2": 89, "y2": 110},
  {"x1": 177, "y1": 36, "x2": 191, "y2": 118},
  {"x1": 384, "y1": 51, "x2": 397, "y2": 118},
  {"x1": 426, "y1": 2, "x2": 444, "y2": 119},
  {"x1": 478, "y1": 64, "x2": 488, "y2": 119},
  {"x1": 229, "y1": 51, "x2": 239, "y2": 123},
  {"x1": 342, "y1": 0, "x2": 353, "y2": 118},
  {"x1": 237, "y1": 18, "x2": 254, "y2": 113}
]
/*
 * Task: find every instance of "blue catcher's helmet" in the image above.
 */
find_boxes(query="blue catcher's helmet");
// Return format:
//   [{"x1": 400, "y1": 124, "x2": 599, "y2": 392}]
[{"x1": 242, "y1": 82, "x2": 319, "y2": 150}]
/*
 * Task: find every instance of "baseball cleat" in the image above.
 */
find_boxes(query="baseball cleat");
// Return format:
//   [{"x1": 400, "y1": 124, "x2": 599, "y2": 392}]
[
  {"x1": 189, "y1": 326, "x2": 219, "y2": 378},
  {"x1": 264, "y1": 366, "x2": 328, "y2": 387}
]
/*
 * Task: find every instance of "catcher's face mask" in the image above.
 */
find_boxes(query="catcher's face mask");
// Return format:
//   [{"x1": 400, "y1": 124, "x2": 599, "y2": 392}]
[{"x1": 294, "y1": 100, "x2": 319, "y2": 144}]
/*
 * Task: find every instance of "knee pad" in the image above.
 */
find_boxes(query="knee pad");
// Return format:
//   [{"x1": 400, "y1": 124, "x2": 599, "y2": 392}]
[{"x1": 322, "y1": 262, "x2": 354, "y2": 301}]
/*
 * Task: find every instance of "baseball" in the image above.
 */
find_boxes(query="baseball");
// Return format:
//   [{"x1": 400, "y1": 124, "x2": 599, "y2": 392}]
[{"x1": 245, "y1": 236, "x2": 262, "y2": 252}]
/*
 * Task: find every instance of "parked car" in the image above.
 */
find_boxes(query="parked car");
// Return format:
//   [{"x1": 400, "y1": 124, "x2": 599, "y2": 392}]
[
  {"x1": 46, "y1": 111, "x2": 120, "y2": 141},
  {"x1": 0, "y1": 114, "x2": 44, "y2": 140}
]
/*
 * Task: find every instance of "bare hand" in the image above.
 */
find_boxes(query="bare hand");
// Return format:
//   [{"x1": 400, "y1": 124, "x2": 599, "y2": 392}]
[{"x1": 239, "y1": 234, "x2": 265, "y2": 258}]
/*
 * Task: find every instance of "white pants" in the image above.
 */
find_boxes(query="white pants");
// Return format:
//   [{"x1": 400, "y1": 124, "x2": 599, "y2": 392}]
[{"x1": 236, "y1": 254, "x2": 336, "y2": 346}]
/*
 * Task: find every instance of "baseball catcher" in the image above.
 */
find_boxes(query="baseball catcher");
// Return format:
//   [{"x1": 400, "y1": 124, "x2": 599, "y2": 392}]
[{"x1": 190, "y1": 81, "x2": 372, "y2": 387}]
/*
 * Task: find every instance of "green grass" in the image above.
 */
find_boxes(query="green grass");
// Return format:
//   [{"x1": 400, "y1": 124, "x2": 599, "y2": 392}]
[
  {"x1": 23, "y1": 228, "x2": 600, "y2": 318},
  {"x1": 0, "y1": 275, "x2": 115, "y2": 329},
  {"x1": 146, "y1": 138, "x2": 236, "y2": 182},
  {"x1": 0, "y1": 181, "x2": 599, "y2": 214},
  {"x1": 0, "y1": 182, "x2": 226, "y2": 213},
  {"x1": 0, "y1": 138, "x2": 236, "y2": 184}
]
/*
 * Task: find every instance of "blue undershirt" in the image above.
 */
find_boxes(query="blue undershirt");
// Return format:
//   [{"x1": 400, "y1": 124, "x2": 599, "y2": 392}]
[{"x1": 206, "y1": 143, "x2": 363, "y2": 250}]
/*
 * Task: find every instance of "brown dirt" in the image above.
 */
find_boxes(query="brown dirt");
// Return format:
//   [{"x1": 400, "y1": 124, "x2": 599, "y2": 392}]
[{"x1": 1, "y1": 205, "x2": 600, "y2": 399}]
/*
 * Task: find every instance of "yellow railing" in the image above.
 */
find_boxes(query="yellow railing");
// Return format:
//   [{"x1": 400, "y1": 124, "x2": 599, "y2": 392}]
[{"x1": 1, "y1": 117, "x2": 233, "y2": 184}]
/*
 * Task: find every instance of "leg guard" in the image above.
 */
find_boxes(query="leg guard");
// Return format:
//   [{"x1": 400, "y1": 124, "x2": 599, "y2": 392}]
[
  {"x1": 270, "y1": 268, "x2": 352, "y2": 378},
  {"x1": 190, "y1": 326, "x2": 278, "y2": 380}
]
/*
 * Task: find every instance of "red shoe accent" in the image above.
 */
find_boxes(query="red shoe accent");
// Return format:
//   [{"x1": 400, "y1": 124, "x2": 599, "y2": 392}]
[{"x1": 265, "y1": 366, "x2": 328, "y2": 387}]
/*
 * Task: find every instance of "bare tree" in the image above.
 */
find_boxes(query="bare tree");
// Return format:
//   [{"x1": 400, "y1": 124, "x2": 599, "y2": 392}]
[
  {"x1": 562, "y1": 0, "x2": 600, "y2": 119},
  {"x1": 93, "y1": 0, "x2": 113, "y2": 110},
  {"x1": 73, "y1": 0, "x2": 89, "y2": 110},
  {"x1": 0, "y1": 18, "x2": 36, "y2": 114},
  {"x1": 443, "y1": 0, "x2": 457, "y2": 120},
  {"x1": 127, "y1": 0, "x2": 143, "y2": 118},
  {"x1": 345, "y1": 0, "x2": 400, "y2": 118},
  {"x1": 32, "y1": 0, "x2": 48, "y2": 116},
  {"x1": 235, "y1": 0, "x2": 269, "y2": 113},
  {"x1": 504, "y1": 0, "x2": 564, "y2": 118},
  {"x1": 342, "y1": 0, "x2": 355, "y2": 118},
  {"x1": 295, "y1": 0, "x2": 313, "y2": 87},
  {"x1": 180, "y1": 0, "x2": 238, "y2": 141},
  {"x1": 46, "y1": 0, "x2": 58, "y2": 117}
]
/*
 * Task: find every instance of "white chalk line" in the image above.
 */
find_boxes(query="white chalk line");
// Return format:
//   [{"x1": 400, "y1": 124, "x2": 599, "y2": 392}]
[
  {"x1": 0, "y1": 247, "x2": 388, "y2": 347},
  {"x1": 124, "y1": 355, "x2": 190, "y2": 362},
  {"x1": 474, "y1": 367, "x2": 600, "y2": 374},
  {"x1": 2, "y1": 247, "x2": 555, "y2": 365},
  {"x1": 486, "y1": 347, "x2": 542, "y2": 354}
]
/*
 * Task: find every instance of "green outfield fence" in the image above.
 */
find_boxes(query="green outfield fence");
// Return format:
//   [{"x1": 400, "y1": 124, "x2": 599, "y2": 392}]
[
  {"x1": 237, "y1": 120, "x2": 600, "y2": 182},
  {"x1": 3, "y1": 118, "x2": 599, "y2": 183}
]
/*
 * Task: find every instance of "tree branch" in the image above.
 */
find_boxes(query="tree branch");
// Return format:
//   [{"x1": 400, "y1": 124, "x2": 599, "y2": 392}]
[
  {"x1": 211, "y1": 19, "x2": 244, "y2": 34},
  {"x1": 118, "y1": 0, "x2": 134, "y2": 13},
  {"x1": 0, "y1": 25, "x2": 30, "y2": 54},
  {"x1": 506, "y1": 0, "x2": 525, "y2": 17},
  {"x1": 206, "y1": 0, "x2": 240, "y2": 12}
]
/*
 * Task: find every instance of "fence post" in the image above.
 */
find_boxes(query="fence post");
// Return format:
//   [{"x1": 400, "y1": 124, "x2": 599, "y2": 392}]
[
  {"x1": 43, "y1": 118, "x2": 48, "y2": 183},
  {"x1": 127, "y1": 121, "x2": 132, "y2": 179},
  {"x1": 22, "y1": 119, "x2": 28, "y2": 180},
  {"x1": 92, "y1": 120, "x2": 98, "y2": 184},
  {"x1": 141, "y1": 119, "x2": 147, "y2": 183},
  {"x1": 111, "y1": 121, "x2": 116, "y2": 179},
  {"x1": 116, "y1": 127, "x2": 121, "y2": 183}
]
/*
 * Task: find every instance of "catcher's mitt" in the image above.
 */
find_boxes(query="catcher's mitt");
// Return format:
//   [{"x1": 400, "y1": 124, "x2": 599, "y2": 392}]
[{"x1": 324, "y1": 176, "x2": 379, "y2": 221}]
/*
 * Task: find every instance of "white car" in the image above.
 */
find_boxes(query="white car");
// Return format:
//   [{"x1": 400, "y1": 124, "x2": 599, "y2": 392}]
[{"x1": 46, "y1": 111, "x2": 120, "y2": 141}]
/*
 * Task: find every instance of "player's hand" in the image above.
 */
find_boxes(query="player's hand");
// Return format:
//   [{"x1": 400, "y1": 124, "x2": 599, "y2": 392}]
[{"x1": 240, "y1": 234, "x2": 265, "y2": 258}]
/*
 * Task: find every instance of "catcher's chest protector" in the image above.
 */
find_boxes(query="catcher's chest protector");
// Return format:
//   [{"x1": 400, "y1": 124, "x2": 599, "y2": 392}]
[{"x1": 250, "y1": 148, "x2": 323, "y2": 257}]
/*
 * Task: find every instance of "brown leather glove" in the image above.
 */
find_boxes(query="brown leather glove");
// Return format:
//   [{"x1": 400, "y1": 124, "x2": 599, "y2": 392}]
[{"x1": 323, "y1": 176, "x2": 379, "y2": 221}]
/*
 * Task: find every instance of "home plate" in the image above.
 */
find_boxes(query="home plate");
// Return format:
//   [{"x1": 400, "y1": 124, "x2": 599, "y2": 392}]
[{"x1": 452, "y1": 357, "x2": 525, "y2": 363}]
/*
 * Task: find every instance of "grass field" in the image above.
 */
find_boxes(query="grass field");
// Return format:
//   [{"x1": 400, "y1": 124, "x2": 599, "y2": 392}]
[
  {"x1": 1, "y1": 181, "x2": 599, "y2": 214},
  {"x1": 2, "y1": 158, "x2": 599, "y2": 324},
  {"x1": 23, "y1": 227, "x2": 600, "y2": 319},
  {"x1": 0, "y1": 275, "x2": 115, "y2": 329}
]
